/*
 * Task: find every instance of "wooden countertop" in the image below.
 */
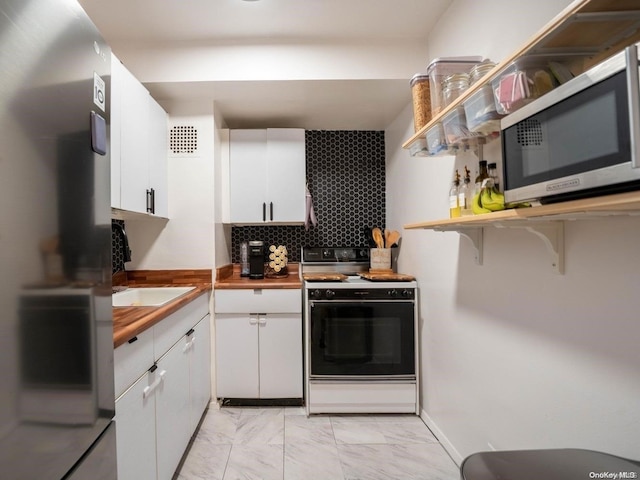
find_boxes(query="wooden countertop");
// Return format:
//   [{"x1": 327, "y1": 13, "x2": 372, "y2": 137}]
[
  {"x1": 112, "y1": 269, "x2": 212, "y2": 348},
  {"x1": 214, "y1": 263, "x2": 302, "y2": 290}
]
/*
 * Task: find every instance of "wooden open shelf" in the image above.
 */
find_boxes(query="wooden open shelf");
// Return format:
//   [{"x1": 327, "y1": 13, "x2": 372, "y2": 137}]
[
  {"x1": 404, "y1": 191, "x2": 640, "y2": 274},
  {"x1": 403, "y1": 0, "x2": 640, "y2": 151}
]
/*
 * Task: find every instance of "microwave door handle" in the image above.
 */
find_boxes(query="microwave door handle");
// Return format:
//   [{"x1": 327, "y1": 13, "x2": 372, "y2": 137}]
[{"x1": 626, "y1": 44, "x2": 640, "y2": 169}]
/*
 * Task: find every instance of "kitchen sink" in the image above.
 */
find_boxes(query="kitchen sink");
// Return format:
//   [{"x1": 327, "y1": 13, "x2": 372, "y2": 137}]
[{"x1": 112, "y1": 286, "x2": 196, "y2": 307}]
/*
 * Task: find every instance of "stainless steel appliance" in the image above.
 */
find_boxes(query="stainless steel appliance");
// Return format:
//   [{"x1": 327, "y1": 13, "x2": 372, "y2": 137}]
[
  {"x1": 0, "y1": 0, "x2": 116, "y2": 477},
  {"x1": 502, "y1": 44, "x2": 640, "y2": 204},
  {"x1": 249, "y1": 240, "x2": 265, "y2": 279},
  {"x1": 301, "y1": 247, "x2": 419, "y2": 415}
]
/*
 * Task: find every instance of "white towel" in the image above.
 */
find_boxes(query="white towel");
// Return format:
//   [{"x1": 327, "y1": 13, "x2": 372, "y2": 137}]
[{"x1": 305, "y1": 186, "x2": 318, "y2": 231}]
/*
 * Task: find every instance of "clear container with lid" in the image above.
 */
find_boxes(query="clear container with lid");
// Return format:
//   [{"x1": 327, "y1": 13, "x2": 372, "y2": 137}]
[
  {"x1": 442, "y1": 73, "x2": 470, "y2": 108},
  {"x1": 426, "y1": 56, "x2": 483, "y2": 116},
  {"x1": 491, "y1": 57, "x2": 558, "y2": 114},
  {"x1": 469, "y1": 60, "x2": 496, "y2": 85},
  {"x1": 425, "y1": 123, "x2": 450, "y2": 156},
  {"x1": 442, "y1": 107, "x2": 484, "y2": 145},
  {"x1": 463, "y1": 84, "x2": 503, "y2": 135},
  {"x1": 410, "y1": 73, "x2": 431, "y2": 132}
]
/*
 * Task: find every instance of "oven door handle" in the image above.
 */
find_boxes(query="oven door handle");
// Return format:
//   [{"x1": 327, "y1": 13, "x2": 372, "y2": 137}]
[{"x1": 310, "y1": 300, "x2": 414, "y2": 306}]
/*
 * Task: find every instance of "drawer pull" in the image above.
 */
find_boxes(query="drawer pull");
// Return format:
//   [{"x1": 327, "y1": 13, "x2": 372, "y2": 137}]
[
  {"x1": 127, "y1": 336, "x2": 138, "y2": 344},
  {"x1": 142, "y1": 370, "x2": 166, "y2": 398},
  {"x1": 183, "y1": 336, "x2": 196, "y2": 353}
]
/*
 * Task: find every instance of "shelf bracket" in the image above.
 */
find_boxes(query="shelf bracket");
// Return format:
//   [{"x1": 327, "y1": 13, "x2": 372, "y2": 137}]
[
  {"x1": 496, "y1": 221, "x2": 564, "y2": 274},
  {"x1": 455, "y1": 227, "x2": 484, "y2": 265}
]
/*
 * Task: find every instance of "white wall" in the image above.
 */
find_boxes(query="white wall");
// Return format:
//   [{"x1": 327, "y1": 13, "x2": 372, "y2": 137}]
[
  {"x1": 125, "y1": 101, "x2": 216, "y2": 271},
  {"x1": 386, "y1": 0, "x2": 640, "y2": 464}
]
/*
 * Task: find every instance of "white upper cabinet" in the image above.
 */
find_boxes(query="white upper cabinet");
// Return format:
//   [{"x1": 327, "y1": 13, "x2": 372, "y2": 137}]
[
  {"x1": 228, "y1": 128, "x2": 306, "y2": 224},
  {"x1": 110, "y1": 53, "x2": 168, "y2": 218}
]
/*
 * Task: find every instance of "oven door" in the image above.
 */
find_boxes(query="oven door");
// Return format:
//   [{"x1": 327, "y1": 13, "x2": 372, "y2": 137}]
[{"x1": 309, "y1": 300, "x2": 415, "y2": 379}]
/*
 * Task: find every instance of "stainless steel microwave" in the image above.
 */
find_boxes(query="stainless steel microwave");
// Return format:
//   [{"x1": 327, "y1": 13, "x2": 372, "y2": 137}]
[{"x1": 502, "y1": 44, "x2": 640, "y2": 204}]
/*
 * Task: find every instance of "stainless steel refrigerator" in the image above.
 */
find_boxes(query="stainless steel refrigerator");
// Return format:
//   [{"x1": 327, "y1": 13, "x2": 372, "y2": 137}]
[{"x1": 0, "y1": 0, "x2": 116, "y2": 478}]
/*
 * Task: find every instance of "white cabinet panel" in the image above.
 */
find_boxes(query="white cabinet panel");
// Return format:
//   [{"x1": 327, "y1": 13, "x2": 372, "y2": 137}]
[
  {"x1": 110, "y1": 55, "x2": 168, "y2": 217},
  {"x1": 148, "y1": 97, "x2": 168, "y2": 218},
  {"x1": 266, "y1": 128, "x2": 306, "y2": 223},
  {"x1": 259, "y1": 314, "x2": 303, "y2": 398},
  {"x1": 228, "y1": 128, "x2": 305, "y2": 224},
  {"x1": 154, "y1": 294, "x2": 208, "y2": 361},
  {"x1": 215, "y1": 314, "x2": 260, "y2": 398},
  {"x1": 214, "y1": 288, "x2": 301, "y2": 314},
  {"x1": 155, "y1": 340, "x2": 191, "y2": 480},
  {"x1": 115, "y1": 371, "x2": 157, "y2": 480},
  {"x1": 229, "y1": 129, "x2": 268, "y2": 223},
  {"x1": 188, "y1": 315, "x2": 211, "y2": 433},
  {"x1": 114, "y1": 328, "x2": 154, "y2": 399}
]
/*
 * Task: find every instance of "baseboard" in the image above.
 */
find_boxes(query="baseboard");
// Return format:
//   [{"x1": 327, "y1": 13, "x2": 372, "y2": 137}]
[{"x1": 420, "y1": 408, "x2": 464, "y2": 466}]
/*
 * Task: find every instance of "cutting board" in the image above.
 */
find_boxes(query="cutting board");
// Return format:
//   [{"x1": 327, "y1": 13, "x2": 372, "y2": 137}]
[
  {"x1": 359, "y1": 272, "x2": 415, "y2": 282},
  {"x1": 302, "y1": 273, "x2": 348, "y2": 282}
]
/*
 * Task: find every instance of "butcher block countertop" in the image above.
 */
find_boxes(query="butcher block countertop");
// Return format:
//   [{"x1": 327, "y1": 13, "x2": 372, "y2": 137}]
[
  {"x1": 214, "y1": 263, "x2": 302, "y2": 289},
  {"x1": 112, "y1": 269, "x2": 212, "y2": 348}
]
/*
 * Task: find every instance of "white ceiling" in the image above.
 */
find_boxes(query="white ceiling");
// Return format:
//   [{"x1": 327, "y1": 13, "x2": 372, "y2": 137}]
[{"x1": 79, "y1": 0, "x2": 454, "y2": 129}]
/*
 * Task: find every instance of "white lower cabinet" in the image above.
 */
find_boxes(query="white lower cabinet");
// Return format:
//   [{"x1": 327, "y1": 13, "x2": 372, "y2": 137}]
[
  {"x1": 114, "y1": 294, "x2": 211, "y2": 480},
  {"x1": 155, "y1": 338, "x2": 191, "y2": 480},
  {"x1": 214, "y1": 288, "x2": 302, "y2": 399},
  {"x1": 115, "y1": 370, "x2": 158, "y2": 480}
]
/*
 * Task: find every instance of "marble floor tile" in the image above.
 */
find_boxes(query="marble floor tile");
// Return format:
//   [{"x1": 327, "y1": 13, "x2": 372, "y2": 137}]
[
  {"x1": 331, "y1": 419, "x2": 388, "y2": 445},
  {"x1": 197, "y1": 409, "x2": 242, "y2": 444},
  {"x1": 176, "y1": 442, "x2": 231, "y2": 480},
  {"x1": 336, "y1": 444, "x2": 403, "y2": 480},
  {"x1": 390, "y1": 444, "x2": 459, "y2": 480},
  {"x1": 233, "y1": 412, "x2": 284, "y2": 445},
  {"x1": 223, "y1": 444, "x2": 283, "y2": 480},
  {"x1": 284, "y1": 415, "x2": 335, "y2": 445},
  {"x1": 284, "y1": 441, "x2": 345, "y2": 480},
  {"x1": 381, "y1": 422, "x2": 440, "y2": 445},
  {"x1": 175, "y1": 407, "x2": 460, "y2": 480}
]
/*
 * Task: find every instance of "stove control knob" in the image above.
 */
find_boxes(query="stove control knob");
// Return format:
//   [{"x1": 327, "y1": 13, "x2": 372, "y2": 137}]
[
  {"x1": 309, "y1": 289, "x2": 322, "y2": 299},
  {"x1": 388, "y1": 289, "x2": 399, "y2": 297},
  {"x1": 359, "y1": 249, "x2": 369, "y2": 259},
  {"x1": 401, "y1": 289, "x2": 413, "y2": 298},
  {"x1": 325, "y1": 289, "x2": 335, "y2": 299}
]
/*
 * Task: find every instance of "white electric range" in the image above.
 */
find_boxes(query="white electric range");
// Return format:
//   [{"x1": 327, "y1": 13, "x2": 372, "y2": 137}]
[{"x1": 300, "y1": 247, "x2": 419, "y2": 415}]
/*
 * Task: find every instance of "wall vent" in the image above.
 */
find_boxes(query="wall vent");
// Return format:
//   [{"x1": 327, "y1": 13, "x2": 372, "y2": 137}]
[{"x1": 169, "y1": 125, "x2": 199, "y2": 156}]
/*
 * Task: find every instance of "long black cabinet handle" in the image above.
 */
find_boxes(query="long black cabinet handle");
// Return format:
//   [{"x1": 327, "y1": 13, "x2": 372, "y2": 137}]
[
  {"x1": 262, "y1": 202, "x2": 266, "y2": 221},
  {"x1": 270, "y1": 202, "x2": 273, "y2": 221}
]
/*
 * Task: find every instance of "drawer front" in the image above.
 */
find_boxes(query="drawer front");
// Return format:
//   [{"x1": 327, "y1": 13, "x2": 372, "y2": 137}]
[
  {"x1": 114, "y1": 328, "x2": 154, "y2": 399},
  {"x1": 214, "y1": 288, "x2": 301, "y2": 314},
  {"x1": 154, "y1": 293, "x2": 209, "y2": 360}
]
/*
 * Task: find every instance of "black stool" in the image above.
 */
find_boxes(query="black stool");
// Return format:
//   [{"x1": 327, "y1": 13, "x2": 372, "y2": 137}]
[{"x1": 460, "y1": 448, "x2": 640, "y2": 480}]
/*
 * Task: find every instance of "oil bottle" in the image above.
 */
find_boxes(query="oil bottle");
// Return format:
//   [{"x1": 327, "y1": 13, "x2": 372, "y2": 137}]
[
  {"x1": 449, "y1": 169, "x2": 461, "y2": 218},
  {"x1": 474, "y1": 160, "x2": 489, "y2": 197},
  {"x1": 460, "y1": 166, "x2": 473, "y2": 216}
]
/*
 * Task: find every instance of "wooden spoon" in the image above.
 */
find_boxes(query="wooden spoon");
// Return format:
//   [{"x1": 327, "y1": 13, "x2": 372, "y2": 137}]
[
  {"x1": 372, "y1": 227, "x2": 384, "y2": 248},
  {"x1": 387, "y1": 230, "x2": 401, "y2": 247}
]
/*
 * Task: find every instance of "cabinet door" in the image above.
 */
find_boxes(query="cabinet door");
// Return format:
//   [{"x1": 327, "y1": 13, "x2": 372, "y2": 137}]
[
  {"x1": 119, "y1": 62, "x2": 149, "y2": 214},
  {"x1": 148, "y1": 96, "x2": 168, "y2": 218},
  {"x1": 215, "y1": 314, "x2": 260, "y2": 398},
  {"x1": 155, "y1": 340, "x2": 191, "y2": 480},
  {"x1": 229, "y1": 129, "x2": 268, "y2": 223},
  {"x1": 114, "y1": 370, "x2": 158, "y2": 480},
  {"x1": 189, "y1": 314, "x2": 211, "y2": 433},
  {"x1": 110, "y1": 54, "x2": 123, "y2": 209},
  {"x1": 259, "y1": 314, "x2": 303, "y2": 398},
  {"x1": 266, "y1": 128, "x2": 306, "y2": 223}
]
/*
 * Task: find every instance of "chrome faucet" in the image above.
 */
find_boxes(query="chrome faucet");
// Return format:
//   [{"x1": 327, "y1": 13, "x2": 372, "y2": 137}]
[{"x1": 112, "y1": 222, "x2": 132, "y2": 263}]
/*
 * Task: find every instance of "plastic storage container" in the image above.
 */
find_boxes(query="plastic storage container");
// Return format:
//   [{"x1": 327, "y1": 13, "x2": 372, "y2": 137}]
[
  {"x1": 410, "y1": 73, "x2": 431, "y2": 132},
  {"x1": 425, "y1": 123, "x2": 452, "y2": 156},
  {"x1": 491, "y1": 57, "x2": 557, "y2": 115},
  {"x1": 426, "y1": 56, "x2": 483, "y2": 116},
  {"x1": 463, "y1": 84, "x2": 504, "y2": 135},
  {"x1": 408, "y1": 137, "x2": 430, "y2": 157},
  {"x1": 442, "y1": 107, "x2": 483, "y2": 145}
]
